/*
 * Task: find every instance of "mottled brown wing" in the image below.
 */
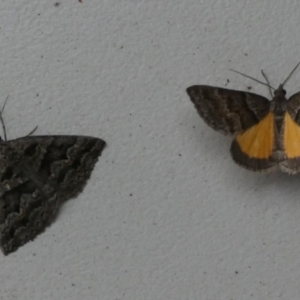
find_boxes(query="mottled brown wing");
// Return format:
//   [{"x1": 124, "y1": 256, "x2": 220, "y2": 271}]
[
  {"x1": 186, "y1": 85, "x2": 271, "y2": 135},
  {"x1": 287, "y1": 91, "x2": 300, "y2": 123},
  {"x1": 0, "y1": 135, "x2": 106, "y2": 255}
]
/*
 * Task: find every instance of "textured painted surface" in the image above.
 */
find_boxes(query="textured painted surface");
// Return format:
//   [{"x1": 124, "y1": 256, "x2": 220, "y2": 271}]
[{"x1": 1, "y1": 0, "x2": 300, "y2": 300}]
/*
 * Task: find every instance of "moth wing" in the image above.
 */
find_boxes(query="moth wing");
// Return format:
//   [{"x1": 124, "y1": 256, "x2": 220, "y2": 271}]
[
  {"x1": 186, "y1": 85, "x2": 271, "y2": 135},
  {"x1": 0, "y1": 135, "x2": 106, "y2": 254},
  {"x1": 286, "y1": 91, "x2": 300, "y2": 123},
  {"x1": 230, "y1": 112, "x2": 277, "y2": 172},
  {"x1": 279, "y1": 92, "x2": 300, "y2": 174}
]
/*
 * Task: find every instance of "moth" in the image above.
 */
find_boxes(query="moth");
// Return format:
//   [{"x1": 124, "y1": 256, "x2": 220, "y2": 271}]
[
  {"x1": 186, "y1": 63, "x2": 300, "y2": 174},
  {"x1": 0, "y1": 101, "x2": 106, "y2": 255}
]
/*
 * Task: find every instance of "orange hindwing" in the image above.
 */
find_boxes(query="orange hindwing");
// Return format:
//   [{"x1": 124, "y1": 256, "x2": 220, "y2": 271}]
[
  {"x1": 235, "y1": 112, "x2": 274, "y2": 159},
  {"x1": 284, "y1": 112, "x2": 300, "y2": 158}
]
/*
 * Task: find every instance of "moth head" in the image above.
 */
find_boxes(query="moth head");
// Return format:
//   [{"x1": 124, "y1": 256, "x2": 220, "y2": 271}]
[{"x1": 274, "y1": 85, "x2": 286, "y2": 96}]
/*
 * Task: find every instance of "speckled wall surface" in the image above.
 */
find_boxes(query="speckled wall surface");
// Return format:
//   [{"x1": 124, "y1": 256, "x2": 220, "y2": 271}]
[{"x1": 1, "y1": 1, "x2": 300, "y2": 299}]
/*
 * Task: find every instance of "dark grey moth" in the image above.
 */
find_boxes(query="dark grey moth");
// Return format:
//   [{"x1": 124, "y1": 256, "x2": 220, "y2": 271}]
[
  {"x1": 0, "y1": 104, "x2": 106, "y2": 255},
  {"x1": 186, "y1": 63, "x2": 300, "y2": 174}
]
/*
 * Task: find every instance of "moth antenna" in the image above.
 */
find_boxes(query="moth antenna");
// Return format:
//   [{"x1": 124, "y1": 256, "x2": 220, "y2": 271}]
[
  {"x1": 261, "y1": 70, "x2": 273, "y2": 98},
  {"x1": 282, "y1": 61, "x2": 300, "y2": 87},
  {"x1": 1, "y1": 95, "x2": 9, "y2": 115},
  {"x1": 229, "y1": 69, "x2": 276, "y2": 91},
  {"x1": 26, "y1": 125, "x2": 38, "y2": 137},
  {"x1": 0, "y1": 96, "x2": 9, "y2": 141}
]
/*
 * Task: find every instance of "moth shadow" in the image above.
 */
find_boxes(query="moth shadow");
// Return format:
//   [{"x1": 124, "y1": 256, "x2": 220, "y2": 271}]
[
  {"x1": 227, "y1": 166, "x2": 300, "y2": 203},
  {"x1": 261, "y1": 171, "x2": 300, "y2": 187},
  {"x1": 185, "y1": 111, "x2": 233, "y2": 160},
  {"x1": 183, "y1": 109, "x2": 300, "y2": 203}
]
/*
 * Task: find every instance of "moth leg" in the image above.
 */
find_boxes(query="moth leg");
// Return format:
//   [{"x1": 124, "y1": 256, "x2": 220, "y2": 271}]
[
  {"x1": 0, "y1": 96, "x2": 9, "y2": 141},
  {"x1": 25, "y1": 126, "x2": 38, "y2": 137}
]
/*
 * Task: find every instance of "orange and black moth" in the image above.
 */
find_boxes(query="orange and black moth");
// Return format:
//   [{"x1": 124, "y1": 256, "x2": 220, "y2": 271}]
[{"x1": 186, "y1": 65, "x2": 300, "y2": 174}]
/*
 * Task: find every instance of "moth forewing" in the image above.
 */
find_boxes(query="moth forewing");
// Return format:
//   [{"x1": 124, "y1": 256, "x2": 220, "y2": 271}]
[{"x1": 0, "y1": 135, "x2": 106, "y2": 255}]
